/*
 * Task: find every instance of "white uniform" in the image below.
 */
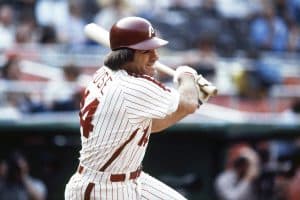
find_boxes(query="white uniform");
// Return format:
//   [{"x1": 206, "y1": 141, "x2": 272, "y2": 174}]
[{"x1": 65, "y1": 66, "x2": 187, "y2": 200}]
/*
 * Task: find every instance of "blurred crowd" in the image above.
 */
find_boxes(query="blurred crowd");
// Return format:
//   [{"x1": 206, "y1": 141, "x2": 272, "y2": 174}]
[
  {"x1": 0, "y1": 0, "x2": 300, "y2": 52},
  {"x1": 215, "y1": 139, "x2": 300, "y2": 200},
  {"x1": 0, "y1": 54, "x2": 84, "y2": 114},
  {"x1": 0, "y1": 151, "x2": 47, "y2": 200}
]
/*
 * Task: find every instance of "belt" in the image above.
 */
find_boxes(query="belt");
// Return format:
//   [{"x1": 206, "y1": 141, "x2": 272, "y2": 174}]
[{"x1": 77, "y1": 165, "x2": 142, "y2": 182}]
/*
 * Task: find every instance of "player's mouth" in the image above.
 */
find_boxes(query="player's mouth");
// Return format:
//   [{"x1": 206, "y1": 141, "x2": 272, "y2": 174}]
[
  {"x1": 147, "y1": 62, "x2": 155, "y2": 69},
  {"x1": 147, "y1": 61, "x2": 155, "y2": 67},
  {"x1": 145, "y1": 63, "x2": 155, "y2": 76}
]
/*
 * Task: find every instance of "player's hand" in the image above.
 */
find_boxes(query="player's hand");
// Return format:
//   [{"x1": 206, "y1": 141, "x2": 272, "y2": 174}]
[
  {"x1": 173, "y1": 65, "x2": 197, "y2": 85},
  {"x1": 174, "y1": 66, "x2": 199, "y2": 113},
  {"x1": 174, "y1": 66, "x2": 215, "y2": 105}
]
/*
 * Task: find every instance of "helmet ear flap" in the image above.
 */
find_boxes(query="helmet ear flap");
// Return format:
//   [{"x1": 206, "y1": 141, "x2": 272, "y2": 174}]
[{"x1": 109, "y1": 16, "x2": 168, "y2": 51}]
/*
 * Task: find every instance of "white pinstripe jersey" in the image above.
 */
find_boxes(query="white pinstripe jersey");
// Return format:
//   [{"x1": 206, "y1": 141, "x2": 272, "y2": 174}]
[{"x1": 78, "y1": 66, "x2": 179, "y2": 174}]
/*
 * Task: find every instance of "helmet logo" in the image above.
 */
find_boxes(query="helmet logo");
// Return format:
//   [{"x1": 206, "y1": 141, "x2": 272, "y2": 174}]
[{"x1": 149, "y1": 26, "x2": 155, "y2": 38}]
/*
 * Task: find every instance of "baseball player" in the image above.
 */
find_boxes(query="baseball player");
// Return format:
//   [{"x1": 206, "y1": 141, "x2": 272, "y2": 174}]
[{"x1": 65, "y1": 16, "x2": 207, "y2": 200}]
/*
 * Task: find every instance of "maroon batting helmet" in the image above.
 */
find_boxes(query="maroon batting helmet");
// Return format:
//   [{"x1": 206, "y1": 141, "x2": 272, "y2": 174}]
[{"x1": 109, "y1": 16, "x2": 168, "y2": 51}]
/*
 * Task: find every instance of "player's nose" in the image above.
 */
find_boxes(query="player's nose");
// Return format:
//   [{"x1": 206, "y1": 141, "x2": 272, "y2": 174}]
[{"x1": 150, "y1": 49, "x2": 159, "y2": 61}]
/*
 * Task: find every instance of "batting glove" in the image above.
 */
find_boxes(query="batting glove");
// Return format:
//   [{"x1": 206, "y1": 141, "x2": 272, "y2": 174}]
[{"x1": 173, "y1": 65, "x2": 197, "y2": 86}]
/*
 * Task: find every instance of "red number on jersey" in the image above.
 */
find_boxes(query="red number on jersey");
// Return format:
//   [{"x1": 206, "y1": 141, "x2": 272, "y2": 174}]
[
  {"x1": 79, "y1": 90, "x2": 99, "y2": 138},
  {"x1": 138, "y1": 126, "x2": 149, "y2": 146}
]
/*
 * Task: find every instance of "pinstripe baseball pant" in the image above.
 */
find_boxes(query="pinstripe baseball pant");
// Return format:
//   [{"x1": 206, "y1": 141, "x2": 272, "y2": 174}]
[{"x1": 65, "y1": 167, "x2": 187, "y2": 200}]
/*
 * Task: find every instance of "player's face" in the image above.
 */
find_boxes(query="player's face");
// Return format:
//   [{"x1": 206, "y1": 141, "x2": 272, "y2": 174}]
[{"x1": 131, "y1": 49, "x2": 158, "y2": 76}]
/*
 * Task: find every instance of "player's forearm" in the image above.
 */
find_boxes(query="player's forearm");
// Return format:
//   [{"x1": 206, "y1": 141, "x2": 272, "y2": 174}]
[
  {"x1": 151, "y1": 107, "x2": 189, "y2": 133},
  {"x1": 151, "y1": 76, "x2": 198, "y2": 133}
]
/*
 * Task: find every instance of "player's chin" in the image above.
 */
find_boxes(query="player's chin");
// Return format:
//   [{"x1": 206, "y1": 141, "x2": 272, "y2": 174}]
[{"x1": 145, "y1": 65, "x2": 155, "y2": 77}]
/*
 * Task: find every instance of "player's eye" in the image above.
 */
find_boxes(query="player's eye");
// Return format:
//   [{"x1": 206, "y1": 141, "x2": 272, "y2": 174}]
[{"x1": 141, "y1": 50, "x2": 150, "y2": 54}]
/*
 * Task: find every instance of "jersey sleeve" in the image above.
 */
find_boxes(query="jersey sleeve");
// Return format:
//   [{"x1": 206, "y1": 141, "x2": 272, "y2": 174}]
[{"x1": 121, "y1": 75, "x2": 179, "y2": 122}]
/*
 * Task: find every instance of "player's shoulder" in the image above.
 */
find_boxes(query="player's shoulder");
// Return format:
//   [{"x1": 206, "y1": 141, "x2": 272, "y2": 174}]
[
  {"x1": 128, "y1": 73, "x2": 171, "y2": 92},
  {"x1": 94, "y1": 66, "x2": 111, "y2": 75}
]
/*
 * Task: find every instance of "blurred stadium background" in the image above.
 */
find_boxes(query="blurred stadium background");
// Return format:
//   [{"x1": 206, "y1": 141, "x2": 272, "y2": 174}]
[{"x1": 0, "y1": 0, "x2": 300, "y2": 200}]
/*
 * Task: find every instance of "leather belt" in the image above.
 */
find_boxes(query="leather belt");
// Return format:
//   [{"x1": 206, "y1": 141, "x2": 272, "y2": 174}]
[{"x1": 77, "y1": 165, "x2": 142, "y2": 182}]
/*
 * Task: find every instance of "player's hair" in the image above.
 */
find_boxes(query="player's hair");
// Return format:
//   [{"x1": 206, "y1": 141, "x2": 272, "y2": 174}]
[{"x1": 104, "y1": 48, "x2": 135, "y2": 70}]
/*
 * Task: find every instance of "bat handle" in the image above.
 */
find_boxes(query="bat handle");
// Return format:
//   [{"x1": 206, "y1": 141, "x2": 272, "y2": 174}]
[
  {"x1": 199, "y1": 81, "x2": 218, "y2": 96},
  {"x1": 154, "y1": 61, "x2": 175, "y2": 76}
]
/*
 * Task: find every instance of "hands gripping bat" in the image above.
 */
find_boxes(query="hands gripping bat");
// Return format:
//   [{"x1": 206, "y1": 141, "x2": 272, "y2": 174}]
[{"x1": 84, "y1": 23, "x2": 218, "y2": 97}]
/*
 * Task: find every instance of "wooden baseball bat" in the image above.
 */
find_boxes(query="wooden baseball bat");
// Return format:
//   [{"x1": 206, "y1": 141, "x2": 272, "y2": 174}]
[{"x1": 84, "y1": 23, "x2": 218, "y2": 96}]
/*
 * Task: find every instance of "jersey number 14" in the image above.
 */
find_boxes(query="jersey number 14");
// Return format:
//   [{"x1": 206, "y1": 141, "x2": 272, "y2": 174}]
[{"x1": 79, "y1": 90, "x2": 99, "y2": 138}]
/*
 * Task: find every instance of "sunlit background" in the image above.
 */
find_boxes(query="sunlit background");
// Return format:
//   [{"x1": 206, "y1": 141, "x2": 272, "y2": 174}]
[{"x1": 0, "y1": 0, "x2": 300, "y2": 200}]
